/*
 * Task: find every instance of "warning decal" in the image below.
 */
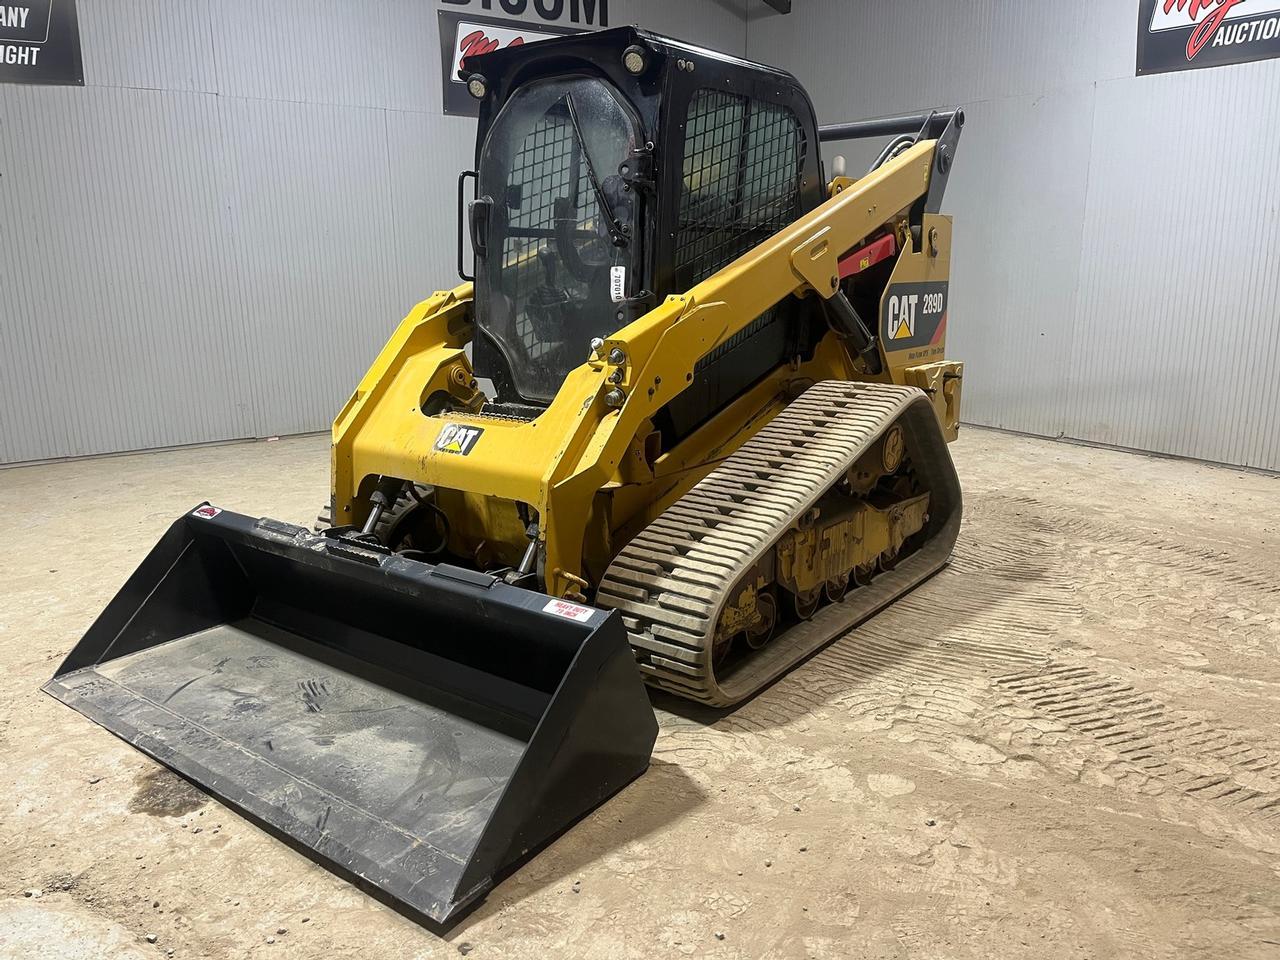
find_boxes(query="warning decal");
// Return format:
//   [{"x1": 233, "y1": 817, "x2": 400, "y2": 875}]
[
  {"x1": 543, "y1": 598, "x2": 595, "y2": 622},
  {"x1": 881, "y1": 281, "x2": 948, "y2": 352},
  {"x1": 191, "y1": 505, "x2": 222, "y2": 519},
  {"x1": 434, "y1": 423, "x2": 484, "y2": 456}
]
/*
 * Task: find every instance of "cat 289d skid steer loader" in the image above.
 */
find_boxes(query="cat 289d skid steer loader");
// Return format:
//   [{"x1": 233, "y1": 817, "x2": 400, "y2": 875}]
[{"x1": 45, "y1": 28, "x2": 964, "y2": 924}]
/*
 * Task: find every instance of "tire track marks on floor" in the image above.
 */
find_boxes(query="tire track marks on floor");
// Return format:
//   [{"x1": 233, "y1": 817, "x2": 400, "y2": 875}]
[
  {"x1": 984, "y1": 496, "x2": 1279, "y2": 598},
  {"x1": 656, "y1": 483, "x2": 1280, "y2": 832},
  {"x1": 717, "y1": 561, "x2": 1069, "y2": 750},
  {"x1": 995, "y1": 664, "x2": 1280, "y2": 821}
]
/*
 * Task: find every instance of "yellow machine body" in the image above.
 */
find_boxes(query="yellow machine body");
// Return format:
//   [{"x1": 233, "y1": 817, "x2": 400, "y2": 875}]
[{"x1": 332, "y1": 142, "x2": 962, "y2": 601}]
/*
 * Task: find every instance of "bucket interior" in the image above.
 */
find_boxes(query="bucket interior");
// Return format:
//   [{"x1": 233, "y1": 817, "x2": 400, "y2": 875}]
[{"x1": 45, "y1": 511, "x2": 657, "y2": 922}]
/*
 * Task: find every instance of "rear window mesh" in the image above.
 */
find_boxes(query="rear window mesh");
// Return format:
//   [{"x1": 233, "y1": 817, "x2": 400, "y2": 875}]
[
  {"x1": 675, "y1": 89, "x2": 805, "y2": 286},
  {"x1": 675, "y1": 89, "x2": 805, "y2": 370}
]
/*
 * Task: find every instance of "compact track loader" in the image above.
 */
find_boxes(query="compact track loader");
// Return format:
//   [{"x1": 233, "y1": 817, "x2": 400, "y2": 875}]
[{"x1": 45, "y1": 28, "x2": 964, "y2": 923}]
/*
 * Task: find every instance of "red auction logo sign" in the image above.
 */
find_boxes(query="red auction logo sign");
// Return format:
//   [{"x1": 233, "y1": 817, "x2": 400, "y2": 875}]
[
  {"x1": 437, "y1": 10, "x2": 585, "y2": 115},
  {"x1": 457, "y1": 29, "x2": 524, "y2": 63},
  {"x1": 1176, "y1": 0, "x2": 1248, "y2": 58},
  {"x1": 1139, "y1": 0, "x2": 1280, "y2": 74},
  {"x1": 449, "y1": 22, "x2": 545, "y2": 84}
]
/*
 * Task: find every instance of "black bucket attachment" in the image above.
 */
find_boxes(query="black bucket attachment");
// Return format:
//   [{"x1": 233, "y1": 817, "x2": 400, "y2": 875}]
[{"x1": 43, "y1": 506, "x2": 658, "y2": 924}]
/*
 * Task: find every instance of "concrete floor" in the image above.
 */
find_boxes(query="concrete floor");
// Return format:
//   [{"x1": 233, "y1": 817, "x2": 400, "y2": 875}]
[{"x1": 1, "y1": 427, "x2": 1278, "y2": 959}]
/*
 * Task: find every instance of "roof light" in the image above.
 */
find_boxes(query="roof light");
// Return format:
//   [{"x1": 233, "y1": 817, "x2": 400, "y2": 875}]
[{"x1": 622, "y1": 45, "x2": 647, "y2": 75}]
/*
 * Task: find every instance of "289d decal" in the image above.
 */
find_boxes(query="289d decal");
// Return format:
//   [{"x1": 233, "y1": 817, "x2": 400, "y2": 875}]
[{"x1": 881, "y1": 281, "x2": 948, "y2": 353}]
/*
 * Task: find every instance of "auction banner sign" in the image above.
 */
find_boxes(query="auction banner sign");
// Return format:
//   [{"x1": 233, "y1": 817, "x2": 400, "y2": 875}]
[
  {"x1": 1138, "y1": 0, "x2": 1280, "y2": 75},
  {"x1": 0, "y1": 0, "x2": 83, "y2": 84},
  {"x1": 438, "y1": 0, "x2": 611, "y2": 117}
]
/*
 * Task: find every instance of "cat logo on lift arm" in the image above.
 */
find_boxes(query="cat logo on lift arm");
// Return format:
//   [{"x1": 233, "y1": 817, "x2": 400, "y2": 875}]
[{"x1": 434, "y1": 422, "x2": 485, "y2": 456}]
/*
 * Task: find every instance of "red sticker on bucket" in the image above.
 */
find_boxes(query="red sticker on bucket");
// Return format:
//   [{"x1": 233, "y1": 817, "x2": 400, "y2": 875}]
[
  {"x1": 542, "y1": 598, "x2": 594, "y2": 622},
  {"x1": 191, "y1": 505, "x2": 222, "y2": 519}
]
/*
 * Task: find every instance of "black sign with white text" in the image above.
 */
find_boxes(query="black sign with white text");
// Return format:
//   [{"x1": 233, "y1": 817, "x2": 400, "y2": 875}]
[
  {"x1": 0, "y1": 0, "x2": 83, "y2": 85},
  {"x1": 1138, "y1": 0, "x2": 1280, "y2": 75}
]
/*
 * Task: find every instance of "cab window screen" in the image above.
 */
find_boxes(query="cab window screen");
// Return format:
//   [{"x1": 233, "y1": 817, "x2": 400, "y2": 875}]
[{"x1": 674, "y1": 89, "x2": 804, "y2": 287}]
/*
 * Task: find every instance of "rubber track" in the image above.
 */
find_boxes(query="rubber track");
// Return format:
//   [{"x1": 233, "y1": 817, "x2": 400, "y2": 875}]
[{"x1": 597, "y1": 380, "x2": 962, "y2": 707}]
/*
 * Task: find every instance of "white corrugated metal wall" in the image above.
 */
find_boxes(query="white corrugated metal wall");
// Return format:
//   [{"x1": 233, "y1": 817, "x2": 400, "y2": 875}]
[
  {"x1": 749, "y1": 1, "x2": 1280, "y2": 471},
  {"x1": 6, "y1": 2, "x2": 1277, "y2": 471},
  {"x1": 0, "y1": 0, "x2": 748, "y2": 464}
]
